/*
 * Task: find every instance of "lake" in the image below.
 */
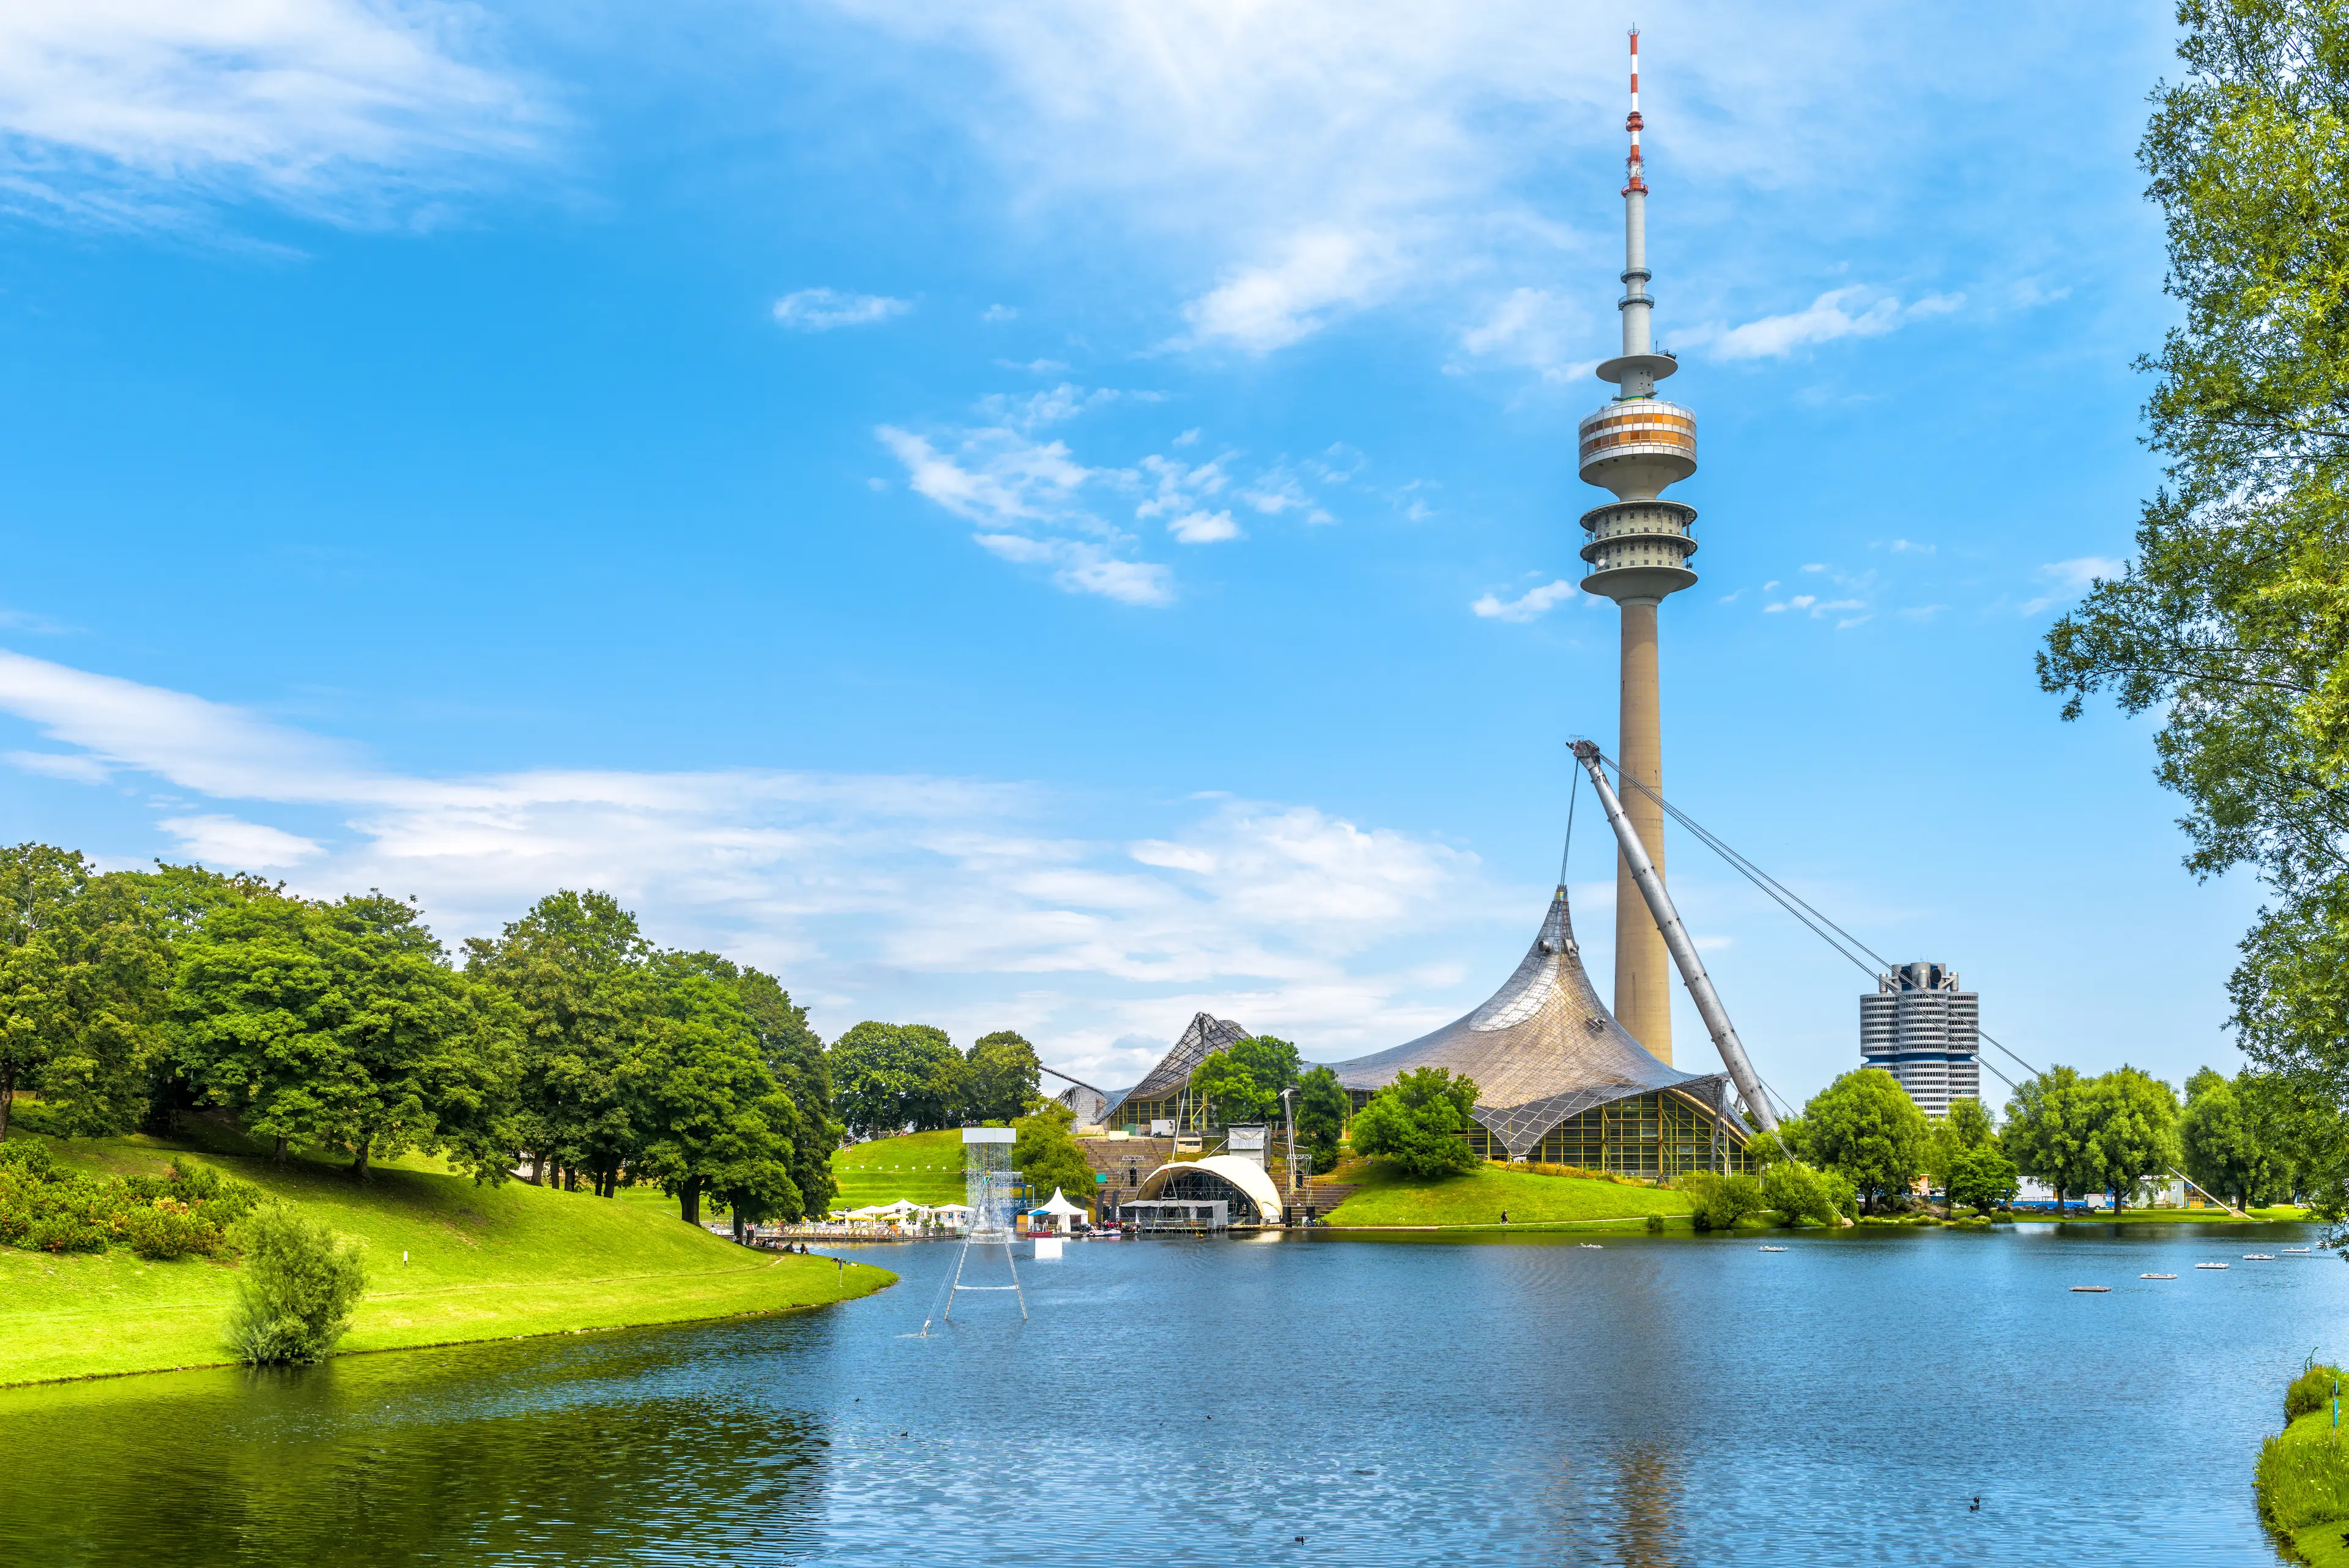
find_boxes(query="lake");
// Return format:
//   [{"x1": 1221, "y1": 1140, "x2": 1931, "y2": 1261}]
[{"x1": 2, "y1": 1223, "x2": 2338, "y2": 1565}]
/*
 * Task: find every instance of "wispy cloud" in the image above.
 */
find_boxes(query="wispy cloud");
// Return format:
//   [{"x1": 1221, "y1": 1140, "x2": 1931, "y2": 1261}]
[
  {"x1": 2020, "y1": 555, "x2": 2124, "y2": 615},
  {"x1": 0, "y1": 648, "x2": 1517, "y2": 1074},
  {"x1": 1181, "y1": 226, "x2": 1391, "y2": 352},
  {"x1": 1471, "y1": 579, "x2": 1579, "y2": 623},
  {"x1": 773, "y1": 288, "x2": 913, "y2": 331},
  {"x1": 1453, "y1": 288, "x2": 1597, "y2": 382},
  {"x1": 0, "y1": 0, "x2": 546, "y2": 229},
  {"x1": 1702, "y1": 287, "x2": 1964, "y2": 361}
]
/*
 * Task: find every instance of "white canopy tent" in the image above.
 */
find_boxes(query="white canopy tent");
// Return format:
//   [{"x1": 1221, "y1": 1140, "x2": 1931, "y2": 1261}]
[{"x1": 1026, "y1": 1188, "x2": 1089, "y2": 1233}]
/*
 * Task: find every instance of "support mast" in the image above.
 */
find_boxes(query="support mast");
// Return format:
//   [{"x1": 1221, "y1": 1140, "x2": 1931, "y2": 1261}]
[{"x1": 1573, "y1": 741, "x2": 1778, "y2": 1133}]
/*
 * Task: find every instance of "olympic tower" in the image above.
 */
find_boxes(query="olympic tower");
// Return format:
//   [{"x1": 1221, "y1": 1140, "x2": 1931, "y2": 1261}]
[{"x1": 1578, "y1": 29, "x2": 1698, "y2": 1063}]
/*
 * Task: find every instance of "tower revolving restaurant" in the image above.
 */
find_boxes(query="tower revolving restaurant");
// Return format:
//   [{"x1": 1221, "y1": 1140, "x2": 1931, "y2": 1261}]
[{"x1": 1325, "y1": 885, "x2": 1751, "y2": 1176}]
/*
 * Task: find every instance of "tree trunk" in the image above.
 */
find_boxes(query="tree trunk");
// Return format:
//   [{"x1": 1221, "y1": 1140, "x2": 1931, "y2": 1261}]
[
  {"x1": 732, "y1": 1208, "x2": 746, "y2": 1245},
  {"x1": 680, "y1": 1178, "x2": 703, "y2": 1225},
  {"x1": 273, "y1": 1135, "x2": 288, "y2": 1164},
  {"x1": 563, "y1": 1167, "x2": 577, "y2": 1192},
  {"x1": 0, "y1": 1065, "x2": 12, "y2": 1142},
  {"x1": 352, "y1": 1137, "x2": 373, "y2": 1181}
]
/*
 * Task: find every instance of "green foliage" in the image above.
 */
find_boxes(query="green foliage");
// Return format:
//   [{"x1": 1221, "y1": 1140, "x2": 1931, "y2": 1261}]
[
  {"x1": 829, "y1": 1021, "x2": 962, "y2": 1136},
  {"x1": 226, "y1": 1204, "x2": 368, "y2": 1365},
  {"x1": 2083, "y1": 1066, "x2": 2183, "y2": 1208},
  {"x1": 1801, "y1": 1068, "x2": 1931, "y2": 1213},
  {"x1": 960, "y1": 1030, "x2": 1042, "y2": 1123},
  {"x1": 0, "y1": 845, "x2": 171, "y2": 1141},
  {"x1": 1348, "y1": 1067, "x2": 1480, "y2": 1178},
  {"x1": 1011, "y1": 1103, "x2": 1095, "y2": 1211},
  {"x1": 2288, "y1": 1363, "x2": 2345, "y2": 1423},
  {"x1": 0, "y1": 1143, "x2": 258, "y2": 1257},
  {"x1": 2035, "y1": 2, "x2": 2349, "y2": 1210},
  {"x1": 2001, "y1": 1066, "x2": 2099, "y2": 1203},
  {"x1": 169, "y1": 892, "x2": 521, "y2": 1182},
  {"x1": 1294, "y1": 1065, "x2": 1348, "y2": 1177},
  {"x1": 462, "y1": 890, "x2": 649, "y2": 1195},
  {"x1": 1187, "y1": 1035, "x2": 1302, "y2": 1128},
  {"x1": 1945, "y1": 1145, "x2": 2021, "y2": 1214},
  {"x1": 1761, "y1": 1158, "x2": 1849, "y2": 1225},
  {"x1": 2182, "y1": 1066, "x2": 2296, "y2": 1208},
  {"x1": 628, "y1": 954, "x2": 800, "y2": 1227},
  {"x1": 1680, "y1": 1171, "x2": 1764, "y2": 1231},
  {"x1": 726, "y1": 962, "x2": 837, "y2": 1220}
]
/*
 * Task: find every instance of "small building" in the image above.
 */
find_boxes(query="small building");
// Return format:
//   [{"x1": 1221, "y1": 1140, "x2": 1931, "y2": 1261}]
[{"x1": 1861, "y1": 962, "x2": 1982, "y2": 1117}]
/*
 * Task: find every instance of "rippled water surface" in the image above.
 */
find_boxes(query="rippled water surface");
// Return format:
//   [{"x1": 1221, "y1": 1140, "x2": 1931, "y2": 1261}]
[{"x1": 2, "y1": 1223, "x2": 2339, "y2": 1565}]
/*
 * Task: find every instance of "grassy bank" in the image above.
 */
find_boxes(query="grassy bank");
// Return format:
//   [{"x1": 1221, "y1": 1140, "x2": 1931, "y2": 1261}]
[
  {"x1": 831, "y1": 1129, "x2": 967, "y2": 1208},
  {"x1": 1322, "y1": 1163, "x2": 1694, "y2": 1228},
  {"x1": 2024, "y1": 1206, "x2": 2310, "y2": 1225},
  {"x1": 2259, "y1": 1364, "x2": 2349, "y2": 1566},
  {"x1": 1, "y1": 1130, "x2": 892, "y2": 1387}
]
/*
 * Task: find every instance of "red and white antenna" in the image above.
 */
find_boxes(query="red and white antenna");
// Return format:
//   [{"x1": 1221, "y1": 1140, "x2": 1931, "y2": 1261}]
[{"x1": 1624, "y1": 28, "x2": 1647, "y2": 195}]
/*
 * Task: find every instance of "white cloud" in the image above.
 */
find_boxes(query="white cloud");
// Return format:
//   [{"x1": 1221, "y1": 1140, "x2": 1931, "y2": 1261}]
[
  {"x1": 1703, "y1": 287, "x2": 1963, "y2": 361},
  {"x1": 158, "y1": 814, "x2": 321, "y2": 869},
  {"x1": 1472, "y1": 579, "x2": 1579, "y2": 622},
  {"x1": 1166, "y1": 510, "x2": 1239, "y2": 544},
  {"x1": 772, "y1": 288, "x2": 913, "y2": 330},
  {"x1": 981, "y1": 303, "x2": 1017, "y2": 321},
  {"x1": 1455, "y1": 288, "x2": 1597, "y2": 381},
  {"x1": 1182, "y1": 226, "x2": 1390, "y2": 352},
  {"x1": 2020, "y1": 555, "x2": 2124, "y2": 615},
  {"x1": 0, "y1": 0, "x2": 544, "y2": 226},
  {"x1": 0, "y1": 649, "x2": 1520, "y2": 1068},
  {"x1": 973, "y1": 533, "x2": 1174, "y2": 604}
]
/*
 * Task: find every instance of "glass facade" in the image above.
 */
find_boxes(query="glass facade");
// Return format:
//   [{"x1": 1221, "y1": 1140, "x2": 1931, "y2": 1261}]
[{"x1": 1345, "y1": 1087, "x2": 1746, "y2": 1178}]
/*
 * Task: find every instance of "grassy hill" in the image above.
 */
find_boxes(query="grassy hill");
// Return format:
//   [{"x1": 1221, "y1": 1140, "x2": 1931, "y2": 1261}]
[
  {"x1": 1323, "y1": 1162, "x2": 1695, "y2": 1229},
  {"x1": 829, "y1": 1129, "x2": 967, "y2": 1209},
  {"x1": 0, "y1": 1128, "x2": 892, "y2": 1387}
]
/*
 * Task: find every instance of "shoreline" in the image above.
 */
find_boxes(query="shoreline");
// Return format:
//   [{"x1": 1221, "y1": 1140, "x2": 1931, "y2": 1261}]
[{"x1": 0, "y1": 1269, "x2": 896, "y2": 1392}]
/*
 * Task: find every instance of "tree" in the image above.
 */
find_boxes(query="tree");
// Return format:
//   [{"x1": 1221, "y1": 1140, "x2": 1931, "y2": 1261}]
[
  {"x1": 1924, "y1": 1097, "x2": 1998, "y2": 1198},
  {"x1": 626, "y1": 957, "x2": 798, "y2": 1227},
  {"x1": 725, "y1": 962, "x2": 837, "y2": 1222},
  {"x1": 1012, "y1": 1102, "x2": 1096, "y2": 1213},
  {"x1": 2182, "y1": 1067, "x2": 2293, "y2": 1209},
  {"x1": 2082, "y1": 1066, "x2": 2182, "y2": 1212},
  {"x1": 1801, "y1": 1068, "x2": 1931, "y2": 1213},
  {"x1": 1349, "y1": 1067, "x2": 1480, "y2": 1178},
  {"x1": 961, "y1": 1030, "x2": 1042, "y2": 1123},
  {"x1": 2033, "y1": 4, "x2": 2349, "y2": 1200},
  {"x1": 171, "y1": 893, "x2": 519, "y2": 1181},
  {"x1": 2002, "y1": 1066, "x2": 2100, "y2": 1211},
  {"x1": 1946, "y1": 1145, "x2": 2021, "y2": 1214},
  {"x1": 462, "y1": 890, "x2": 651, "y2": 1194},
  {"x1": 1294, "y1": 1065, "x2": 1349, "y2": 1176},
  {"x1": 0, "y1": 845, "x2": 169, "y2": 1140},
  {"x1": 1682, "y1": 1171, "x2": 1764, "y2": 1231},
  {"x1": 1187, "y1": 1035, "x2": 1302, "y2": 1128},
  {"x1": 829, "y1": 1022, "x2": 962, "y2": 1135}
]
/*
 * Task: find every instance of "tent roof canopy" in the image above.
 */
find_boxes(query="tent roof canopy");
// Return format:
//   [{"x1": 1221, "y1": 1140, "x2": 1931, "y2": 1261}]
[{"x1": 1030, "y1": 1189, "x2": 1087, "y2": 1216}]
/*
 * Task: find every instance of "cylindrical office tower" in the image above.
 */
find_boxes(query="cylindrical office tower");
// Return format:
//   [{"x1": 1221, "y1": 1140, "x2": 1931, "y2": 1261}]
[{"x1": 1578, "y1": 29, "x2": 1697, "y2": 1063}]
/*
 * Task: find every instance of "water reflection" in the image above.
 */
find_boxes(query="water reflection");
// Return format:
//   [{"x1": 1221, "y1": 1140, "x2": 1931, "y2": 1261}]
[
  {"x1": 0, "y1": 1224, "x2": 2337, "y2": 1566},
  {"x1": 1, "y1": 1333, "x2": 824, "y2": 1567}
]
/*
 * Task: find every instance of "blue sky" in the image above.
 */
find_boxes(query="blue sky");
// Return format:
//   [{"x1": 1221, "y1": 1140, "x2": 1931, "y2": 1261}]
[{"x1": 0, "y1": 2, "x2": 2247, "y2": 1104}]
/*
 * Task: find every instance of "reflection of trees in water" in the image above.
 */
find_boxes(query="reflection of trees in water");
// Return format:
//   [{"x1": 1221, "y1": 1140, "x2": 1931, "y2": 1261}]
[
  {"x1": 1600, "y1": 1440, "x2": 1680, "y2": 1568},
  {"x1": 0, "y1": 1336, "x2": 824, "y2": 1567}
]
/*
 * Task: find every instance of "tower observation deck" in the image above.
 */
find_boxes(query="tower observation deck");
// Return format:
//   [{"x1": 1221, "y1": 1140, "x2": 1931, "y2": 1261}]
[{"x1": 1579, "y1": 29, "x2": 1698, "y2": 1062}]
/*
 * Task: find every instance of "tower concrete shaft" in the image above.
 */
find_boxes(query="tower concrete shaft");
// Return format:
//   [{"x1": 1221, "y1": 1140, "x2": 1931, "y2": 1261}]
[{"x1": 1578, "y1": 28, "x2": 1698, "y2": 1061}]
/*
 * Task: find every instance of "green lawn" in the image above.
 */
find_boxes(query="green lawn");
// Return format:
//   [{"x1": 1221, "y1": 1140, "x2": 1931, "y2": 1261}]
[
  {"x1": 1323, "y1": 1162, "x2": 1696, "y2": 1228},
  {"x1": 829, "y1": 1129, "x2": 968, "y2": 1209},
  {"x1": 1, "y1": 1130, "x2": 893, "y2": 1387}
]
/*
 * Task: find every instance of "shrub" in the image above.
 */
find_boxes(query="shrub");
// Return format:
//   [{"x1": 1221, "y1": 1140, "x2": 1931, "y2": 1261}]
[
  {"x1": 1349, "y1": 1068, "x2": 1481, "y2": 1178},
  {"x1": 1682, "y1": 1172, "x2": 1765, "y2": 1231},
  {"x1": 2288, "y1": 1365, "x2": 2345, "y2": 1423},
  {"x1": 1762, "y1": 1160, "x2": 1845, "y2": 1227},
  {"x1": 228, "y1": 1205, "x2": 368, "y2": 1365},
  {"x1": 125, "y1": 1198, "x2": 224, "y2": 1260},
  {"x1": 1643, "y1": 1214, "x2": 1665, "y2": 1233}
]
